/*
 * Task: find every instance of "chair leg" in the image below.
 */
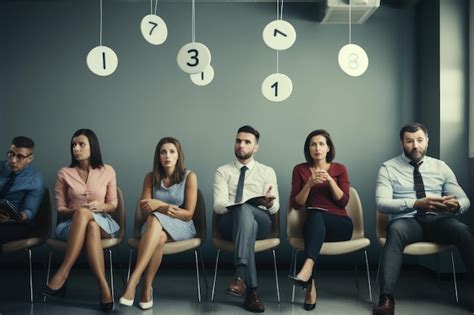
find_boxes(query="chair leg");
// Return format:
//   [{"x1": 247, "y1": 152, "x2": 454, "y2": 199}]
[
  {"x1": 198, "y1": 249, "x2": 209, "y2": 295},
  {"x1": 108, "y1": 249, "x2": 115, "y2": 303},
  {"x1": 374, "y1": 251, "x2": 382, "y2": 295},
  {"x1": 364, "y1": 250, "x2": 373, "y2": 303},
  {"x1": 354, "y1": 263, "x2": 360, "y2": 294},
  {"x1": 127, "y1": 249, "x2": 134, "y2": 282},
  {"x1": 194, "y1": 250, "x2": 202, "y2": 303},
  {"x1": 211, "y1": 249, "x2": 221, "y2": 302},
  {"x1": 43, "y1": 251, "x2": 53, "y2": 303},
  {"x1": 27, "y1": 248, "x2": 33, "y2": 303},
  {"x1": 450, "y1": 250, "x2": 459, "y2": 303},
  {"x1": 291, "y1": 249, "x2": 298, "y2": 304},
  {"x1": 271, "y1": 249, "x2": 280, "y2": 303}
]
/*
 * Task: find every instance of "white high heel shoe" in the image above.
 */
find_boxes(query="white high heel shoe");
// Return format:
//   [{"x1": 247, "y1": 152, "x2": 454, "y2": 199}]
[
  {"x1": 119, "y1": 296, "x2": 134, "y2": 306},
  {"x1": 138, "y1": 288, "x2": 153, "y2": 310}
]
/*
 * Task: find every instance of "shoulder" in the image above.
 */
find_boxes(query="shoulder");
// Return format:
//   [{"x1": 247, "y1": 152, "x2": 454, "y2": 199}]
[
  {"x1": 57, "y1": 166, "x2": 73, "y2": 177},
  {"x1": 216, "y1": 162, "x2": 233, "y2": 173},
  {"x1": 29, "y1": 167, "x2": 45, "y2": 185},
  {"x1": 381, "y1": 155, "x2": 402, "y2": 168},
  {"x1": 254, "y1": 161, "x2": 277, "y2": 175},
  {"x1": 331, "y1": 162, "x2": 348, "y2": 174},
  {"x1": 101, "y1": 164, "x2": 116, "y2": 175},
  {"x1": 294, "y1": 163, "x2": 308, "y2": 170}
]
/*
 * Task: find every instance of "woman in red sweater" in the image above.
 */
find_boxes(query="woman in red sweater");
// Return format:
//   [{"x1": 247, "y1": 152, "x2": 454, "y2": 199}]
[{"x1": 288, "y1": 129, "x2": 353, "y2": 310}]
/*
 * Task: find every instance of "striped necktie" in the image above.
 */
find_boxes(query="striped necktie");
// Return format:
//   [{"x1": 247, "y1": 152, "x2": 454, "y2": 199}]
[{"x1": 409, "y1": 161, "x2": 426, "y2": 199}]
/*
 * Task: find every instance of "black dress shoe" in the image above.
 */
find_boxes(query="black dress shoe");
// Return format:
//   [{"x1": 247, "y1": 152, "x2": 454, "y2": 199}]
[
  {"x1": 40, "y1": 281, "x2": 67, "y2": 298},
  {"x1": 288, "y1": 275, "x2": 311, "y2": 289},
  {"x1": 303, "y1": 302, "x2": 316, "y2": 311},
  {"x1": 100, "y1": 299, "x2": 114, "y2": 312},
  {"x1": 303, "y1": 279, "x2": 316, "y2": 311}
]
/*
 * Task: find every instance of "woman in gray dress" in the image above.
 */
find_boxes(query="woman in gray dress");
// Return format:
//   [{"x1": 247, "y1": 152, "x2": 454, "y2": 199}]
[{"x1": 120, "y1": 137, "x2": 198, "y2": 309}]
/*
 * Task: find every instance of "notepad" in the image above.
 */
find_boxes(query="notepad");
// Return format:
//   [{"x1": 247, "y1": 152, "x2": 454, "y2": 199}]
[
  {"x1": 0, "y1": 199, "x2": 22, "y2": 221},
  {"x1": 307, "y1": 207, "x2": 328, "y2": 212}
]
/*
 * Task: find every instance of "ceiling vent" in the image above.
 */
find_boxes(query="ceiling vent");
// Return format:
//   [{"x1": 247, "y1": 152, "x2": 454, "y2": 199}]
[{"x1": 321, "y1": 0, "x2": 381, "y2": 24}]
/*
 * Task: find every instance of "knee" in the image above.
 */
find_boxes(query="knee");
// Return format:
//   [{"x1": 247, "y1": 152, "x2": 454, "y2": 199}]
[
  {"x1": 86, "y1": 220, "x2": 100, "y2": 235},
  {"x1": 73, "y1": 207, "x2": 92, "y2": 221},
  {"x1": 386, "y1": 222, "x2": 409, "y2": 244},
  {"x1": 158, "y1": 231, "x2": 167, "y2": 246},
  {"x1": 451, "y1": 223, "x2": 473, "y2": 243}
]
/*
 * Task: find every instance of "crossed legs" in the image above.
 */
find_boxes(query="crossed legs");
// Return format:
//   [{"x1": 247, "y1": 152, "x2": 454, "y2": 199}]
[
  {"x1": 121, "y1": 215, "x2": 168, "y2": 303},
  {"x1": 47, "y1": 207, "x2": 113, "y2": 302}
]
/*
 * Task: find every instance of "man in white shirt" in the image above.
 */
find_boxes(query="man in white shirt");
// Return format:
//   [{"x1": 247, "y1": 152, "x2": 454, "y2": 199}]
[
  {"x1": 373, "y1": 122, "x2": 473, "y2": 315},
  {"x1": 213, "y1": 125, "x2": 279, "y2": 313}
]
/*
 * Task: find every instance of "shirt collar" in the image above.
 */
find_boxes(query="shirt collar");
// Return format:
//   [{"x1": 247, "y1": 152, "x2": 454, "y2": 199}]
[
  {"x1": 400, "y1": 153, "x2": 425, "y2": 165},
  {"x1": 235, "y1": 159, "x2": 256, "y2": 171}
]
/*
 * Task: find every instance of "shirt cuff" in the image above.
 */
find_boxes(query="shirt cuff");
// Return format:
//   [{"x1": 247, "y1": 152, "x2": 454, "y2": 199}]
[{"x1": 22, "y1": 210, "x2": 33, "y2": 222}]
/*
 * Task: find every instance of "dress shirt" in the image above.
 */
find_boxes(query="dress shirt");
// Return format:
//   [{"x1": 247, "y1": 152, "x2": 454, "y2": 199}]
[
  {"x1": 376, "y1": 153, "x2": 470, "y2": 221},
  {"x1": 55, "y1": 164, "x2": 118, "y2": 214},
  {"x1": 213, "y1": 159, "x2": 279, "y2": 214},
  {"x1": 0, "y1": 160, "x2": 45, "y2": 221}
]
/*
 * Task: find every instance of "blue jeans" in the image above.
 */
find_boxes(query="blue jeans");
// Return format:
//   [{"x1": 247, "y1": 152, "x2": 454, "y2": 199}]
[{"x1": 380, "y1": 214, "x2": 474, "y2": 295}]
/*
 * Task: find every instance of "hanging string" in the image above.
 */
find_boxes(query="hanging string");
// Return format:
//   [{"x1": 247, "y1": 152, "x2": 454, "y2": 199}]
[
  {"x1": 192, "y1": 0, "x2": 196, "y2": 42},
  {"x1": 275, "y1": 0, "x2": 284, "y2": 73},
  {"x1": 150, "y1": 0, "x2": 158, "y2": 15},
  {"x1": 349, "y1": 0, "x2": 352, "y2": 44},
  {"x1": 99, "y1": 0, "x2": 103, "y2": 46}
]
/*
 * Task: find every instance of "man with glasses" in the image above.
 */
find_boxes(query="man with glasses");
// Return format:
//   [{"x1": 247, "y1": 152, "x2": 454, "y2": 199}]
[{"x1": 0, "y1": 136, "x2": 44, "y2": 245}]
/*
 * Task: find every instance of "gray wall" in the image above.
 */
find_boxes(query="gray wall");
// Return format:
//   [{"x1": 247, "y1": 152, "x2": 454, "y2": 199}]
[{"x1": 2, "y1": 1, "x2": 418, "y2": 266}]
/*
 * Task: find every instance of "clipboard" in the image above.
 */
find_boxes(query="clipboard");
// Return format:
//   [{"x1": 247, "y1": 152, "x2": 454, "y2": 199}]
[
  {"x1": 307, "y1": 206, "x2": 328, "y2": 212},
  {"x1": 0, "y1": 199, "x2": 22, "y2": 221}
]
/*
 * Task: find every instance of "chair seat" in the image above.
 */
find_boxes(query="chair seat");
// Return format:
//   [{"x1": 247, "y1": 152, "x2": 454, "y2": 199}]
[
  {"x1": 212, "y1": 237, "x2": 280, "y2": 253},
  {"x1": 289, "y1": 237, "x2": 370, "y2": 255},
  {"x1": 47, "y1": 237, "x2": 121, "y2": 251},
  {"x1": 378, "y1": 238, "x2": 453, "y2": 255},
  {"x1": 127, "y1": 237, "x2": 202, "y2": 255},
  {"x1": 2, "y1": 238, "x2": 45, "y2": 254}
]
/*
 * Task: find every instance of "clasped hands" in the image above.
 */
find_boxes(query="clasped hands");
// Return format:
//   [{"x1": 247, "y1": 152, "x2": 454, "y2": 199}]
[
  {"x1": 414, "y1": 195, "x2": 460, "y2": 213},
  {"x1": 306, "y1": 168, "x2": 333, "y2": 187},
  {"x1": 83, "y1": 200, "x2": 104, "y2": 212},
  {"x1": 139, "y1": 199, "x2": 179, "y2": 218}
]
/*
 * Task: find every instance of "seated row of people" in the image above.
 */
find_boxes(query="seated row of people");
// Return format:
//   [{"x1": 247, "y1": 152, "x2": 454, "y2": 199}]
[{"x1": 0, "y1": 123, "x2": 472, "y2": 315}]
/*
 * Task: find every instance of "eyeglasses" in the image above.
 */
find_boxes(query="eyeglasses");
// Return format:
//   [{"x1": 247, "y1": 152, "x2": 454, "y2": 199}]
[{"x1": 7, "y1": 151, "x2": 32, "y2": 162}]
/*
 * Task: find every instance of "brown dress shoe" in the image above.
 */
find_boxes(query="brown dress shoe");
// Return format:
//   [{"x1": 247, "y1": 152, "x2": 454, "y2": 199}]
[
  {"x1": 244, "y1": 289, "x2": 265, "y2": 313},
  {"x1": 373, "y1": 294, "x2": 394, "y2": 315},
  {"x1": 226, "y1": 277, "x2": 246, "y2": 297}
]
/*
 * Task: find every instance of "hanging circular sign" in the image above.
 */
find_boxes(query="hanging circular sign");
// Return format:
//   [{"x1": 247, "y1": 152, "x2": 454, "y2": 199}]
[
  {"x1": 177, "y1": 42, "x2": 211, "y2": 74},
  {"x1": 262, "y1": 20, "x2": 296, "y2": 51},
  {"x1": 140, "y1": 14, "x2": 168, "y2": 45},
  {"x1": 190, "y1": 64, "x2": 214, "y2": 86},
  {"x1": 86, "y1": 46, "x2": 118, "y2": 76},
  {"x1": 338, "y1": 44, "x2": 369, "y2": 77},
  {"x1": 261, "y1": 73, "x2": 293, "y2": 102}
]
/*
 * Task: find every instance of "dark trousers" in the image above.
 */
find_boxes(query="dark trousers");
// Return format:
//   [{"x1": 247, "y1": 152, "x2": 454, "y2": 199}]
[
  {"x1": 0, "y1": 222, "x2": 30, "y2": 248},
  {"x1": 302, "y1": 210, "x2": 353, "y2": 277},
  {"x1": 380, "y1": 215, "x2": 474, "y2": 295},
  {"x1": 218, "y1": 203, "x2": 272, "y2": 289}
]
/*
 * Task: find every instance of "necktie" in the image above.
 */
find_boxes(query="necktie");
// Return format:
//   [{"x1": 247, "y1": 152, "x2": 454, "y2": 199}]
[
  {"x1": 0, "y1": 172, "x2": 17, "y2": 198},
  {"x1": 234, "y1": 166, "x2": 248, "y2": 203},
  {"x1": 409, "y1": 161, "x2": 426, "y2": 199}
]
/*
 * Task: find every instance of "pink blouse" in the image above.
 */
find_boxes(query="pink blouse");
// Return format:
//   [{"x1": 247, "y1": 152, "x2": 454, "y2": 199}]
[{"x1": 55, "y1": 164, "x2": 118, "y2": 211}]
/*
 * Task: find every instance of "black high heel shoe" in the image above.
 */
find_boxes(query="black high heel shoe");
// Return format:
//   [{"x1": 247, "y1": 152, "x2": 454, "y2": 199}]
[
  {"x1": 40, "y1": 281, "x2": 68, "y2": 298},
  {"x1": 303, "y1": 279, "x2": 316, "y2": 311},
  {"x1": 288, "y1": 275, "x2": 312, "y2": 289},
  {"x1": 100, "y1": 298, "x2": 114, "y2": 312}
]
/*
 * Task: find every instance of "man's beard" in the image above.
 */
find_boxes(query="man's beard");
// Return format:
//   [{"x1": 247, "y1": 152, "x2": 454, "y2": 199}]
[
  {"x1": 235, "y1": 150, "x2": 253, "y2": 160},
  {"x1": 404, "y1": 147, "x2": 426, "y2": 162}
]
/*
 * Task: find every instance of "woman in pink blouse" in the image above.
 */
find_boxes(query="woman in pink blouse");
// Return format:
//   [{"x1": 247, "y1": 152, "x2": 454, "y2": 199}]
[
  {"x1": 288, "y1": 129, "x2": 353, "y2": 311},
  {"x1": 40, "y1": 129, "x2": 118, "y2": 312}
]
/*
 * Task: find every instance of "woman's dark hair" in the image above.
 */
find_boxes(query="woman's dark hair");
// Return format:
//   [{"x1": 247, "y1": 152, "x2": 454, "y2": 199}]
[
  {"x1": 69, "y1": 129, "x2": 104, "y2": 169},
  {"x1": 153, "y1": 137, "x2": 186, "y2": 188},
  {"x1": 303, "y1": 129, "x2": 335, "y2": 163}
]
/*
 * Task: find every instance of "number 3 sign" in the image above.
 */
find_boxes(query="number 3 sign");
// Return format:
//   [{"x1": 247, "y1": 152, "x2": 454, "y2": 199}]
[{"x1": 177, "y1": 42, "x2": 211, "y2": 74}]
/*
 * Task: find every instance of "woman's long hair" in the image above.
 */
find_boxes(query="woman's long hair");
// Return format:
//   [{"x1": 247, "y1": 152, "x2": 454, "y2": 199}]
[{"x1": 152, "y1": 137, "x2": 185, "y2": 188}]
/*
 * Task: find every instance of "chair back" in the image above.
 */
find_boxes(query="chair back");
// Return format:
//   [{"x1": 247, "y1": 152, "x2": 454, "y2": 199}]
[
  {"x1": 287, "y1": 186, "x2": 364, "y2": 240},
  {"x1": 376, "y1": 210, "x2": 390, "y2": 239},
  {"x1": 110, "y1": 187, "x2": 125, "y2": 242},
  {"x1": 133, "y1": 189, "x2": 205, "y2": 241},
  {"x1": 30, "y1": 188, "x2": 53, "y2": 240},
  {"x1": 346, "y1": 187, "x2": 365, "y2": 240}
]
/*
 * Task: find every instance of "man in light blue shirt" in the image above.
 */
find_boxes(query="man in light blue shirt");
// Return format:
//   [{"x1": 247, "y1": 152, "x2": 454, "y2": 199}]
[
  {"x1": 0, "y1": 136, "x2": 45, "y2": 245},
  {"x1": 373, "y1": 123, "x2": 473, "y2": 315}
]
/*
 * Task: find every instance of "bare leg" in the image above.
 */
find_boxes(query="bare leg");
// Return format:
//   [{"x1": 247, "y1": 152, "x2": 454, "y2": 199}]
[
  {"x1": 48, "y1": 208, "x2": 93, "y2": 289},
  {"x1": 84, "y1": 221, "x2": 113, "y2": 303},
  {"x1": 140, "y1": 230, "x2": 168, "y2": 302},
  {"x1": 121, "y1": 216, "x2": 163, "y2": 301},
  {"x1": 297, "y1": 258, "x2": 315, "y2": 282}
]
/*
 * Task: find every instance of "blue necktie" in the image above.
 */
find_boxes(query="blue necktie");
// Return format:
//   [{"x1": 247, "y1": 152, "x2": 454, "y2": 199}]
[{"x1": 234, "y1": 166, "x2": 248, "y2": 203}]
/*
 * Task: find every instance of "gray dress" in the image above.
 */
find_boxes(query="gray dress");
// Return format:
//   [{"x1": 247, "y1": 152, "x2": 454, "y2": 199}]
[{"x1": 141, "y1": 170, "x2": 196, "y2": 241}]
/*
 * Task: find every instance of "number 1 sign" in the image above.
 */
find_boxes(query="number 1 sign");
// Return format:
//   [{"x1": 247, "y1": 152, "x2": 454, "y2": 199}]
[
  {"x1": 86, "y1": 46, "x2": 118, "y2": 76},
  {"x1": 261, "y1": 73, "x2": 293, "y2": 102}
]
